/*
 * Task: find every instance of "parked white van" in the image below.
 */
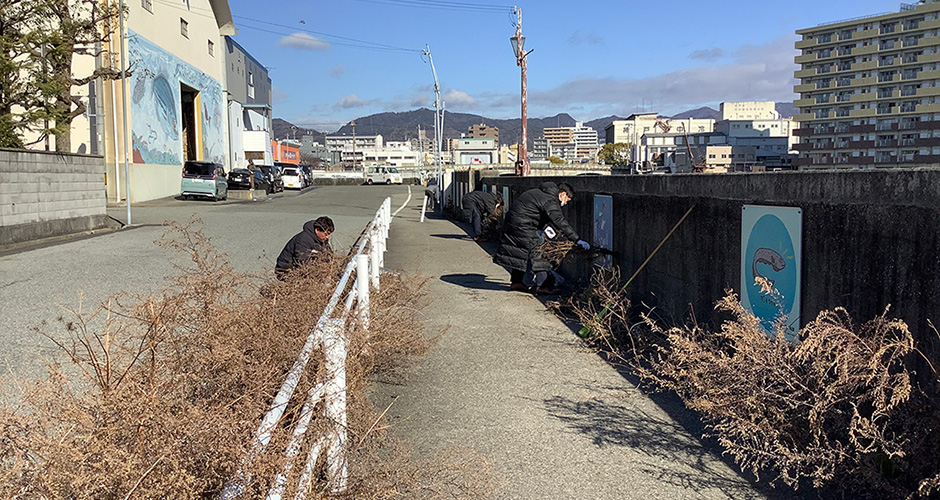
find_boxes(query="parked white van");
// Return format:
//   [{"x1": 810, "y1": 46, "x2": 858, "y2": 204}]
[
  {"x1": 280, "y1": 166, "x2": 306, "y2": 189},
  {"x1": 364, "y1": 166, "x2": 403, "y2": 185}
]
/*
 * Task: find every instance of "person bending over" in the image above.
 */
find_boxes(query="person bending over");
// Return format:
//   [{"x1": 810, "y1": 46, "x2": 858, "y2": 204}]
[
  {"x1": 493, "y1": 182, "x2": 589, "y2": 293},
  {"x1": 462, "y1": 190, "x2": 503, "y2": 240}
]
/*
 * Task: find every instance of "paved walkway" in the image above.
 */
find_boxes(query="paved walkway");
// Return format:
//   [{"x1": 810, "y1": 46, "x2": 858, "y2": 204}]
[{"x1": 378, "y1": 203, "x2": 784, "y2": 500}]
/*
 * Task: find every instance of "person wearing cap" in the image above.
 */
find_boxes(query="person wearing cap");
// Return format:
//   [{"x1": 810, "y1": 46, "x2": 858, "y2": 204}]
[
  {"x1": 493, "y1": 182, "x2": 589, "y2": 293},
  {"x1": 275, "y1": 216, "x2": 334, "y2": 279}
]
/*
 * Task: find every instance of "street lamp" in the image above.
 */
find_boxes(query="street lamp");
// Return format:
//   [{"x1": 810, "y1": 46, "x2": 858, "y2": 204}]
[{"x1": 510, "y1": 7, "x2": 532, "y2": 176}]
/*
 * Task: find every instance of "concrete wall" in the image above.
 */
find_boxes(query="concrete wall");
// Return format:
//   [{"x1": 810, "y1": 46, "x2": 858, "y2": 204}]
[
  {"x1": 0, "y1": 149, "x2": 109, "y2": 245},
  {"x1": 483, "y1": 169, "x2": 940, "y2": 339}
]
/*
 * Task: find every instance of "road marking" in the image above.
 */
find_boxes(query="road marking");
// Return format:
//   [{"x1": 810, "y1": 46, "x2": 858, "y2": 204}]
[{"x1": 392, "y1": 185, "x2": 412, "y2": 218}]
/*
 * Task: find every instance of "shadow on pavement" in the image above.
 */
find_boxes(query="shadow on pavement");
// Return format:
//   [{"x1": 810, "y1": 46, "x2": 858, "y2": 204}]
[
  {"x1": 440, "y1": 273, "x2": 507, "y2": 291},
  {"x1": 430, "y1": 234, "x2": 473, "y2": 240},
  {"x1": 542, "y1": 390, "x2": 776, "y2": 499}
]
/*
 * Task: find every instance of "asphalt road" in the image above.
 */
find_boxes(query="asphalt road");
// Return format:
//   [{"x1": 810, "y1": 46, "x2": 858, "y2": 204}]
[
  {"x1": 0, "y1": 185, "x2": 411, "y2": 383},
  {"x1": 377, "y1": 203, "x2": 793, "y2": 500}
]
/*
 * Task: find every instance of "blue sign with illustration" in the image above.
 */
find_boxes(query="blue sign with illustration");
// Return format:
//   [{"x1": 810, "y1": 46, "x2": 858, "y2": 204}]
[
  {"x1": 740, "y1": 205, "x2": 802, "y2": 342},
  {"x1": 593, "y1": 195, "x2": 613, "y2": 268}
]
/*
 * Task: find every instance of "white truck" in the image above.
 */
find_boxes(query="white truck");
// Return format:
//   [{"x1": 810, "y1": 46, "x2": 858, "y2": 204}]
[{"x1": 364, "y1": 166, "x2": 403, "y2": 185}]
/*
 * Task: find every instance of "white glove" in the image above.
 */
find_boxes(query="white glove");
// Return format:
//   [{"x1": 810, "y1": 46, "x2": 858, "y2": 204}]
[{"x1": 577, "y1": 240, "x2": 590, "y2": 250}]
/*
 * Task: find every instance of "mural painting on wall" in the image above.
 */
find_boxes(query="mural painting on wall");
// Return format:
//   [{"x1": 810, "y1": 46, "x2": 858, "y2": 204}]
[
  {"x1": 593, "y1": 194, "x2": 613, "y2": 269},
  {"x1": 128, "y1": 31, "x2": 226, "y2": 166},
  {"x1": 740, "y1": 205, "x2": 802, "y2": 342}
]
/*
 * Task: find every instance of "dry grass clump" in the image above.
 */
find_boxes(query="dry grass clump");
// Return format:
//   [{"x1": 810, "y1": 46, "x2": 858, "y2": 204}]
[
  {"x1": 637, "y1": 292, "x2": 926, "y2": 496},
  {"x1": 539, "y1": 239, "x2": 576, "y2": 267},
  {"x1": 556, "y1": 267, "x2": 657, "y2": 359},
  {"x1": 475, "y1": 211, "x2": 503, "y2": 242},
  {"x1": 0, "y1": 218, "x2": 491, "y2": 499}
]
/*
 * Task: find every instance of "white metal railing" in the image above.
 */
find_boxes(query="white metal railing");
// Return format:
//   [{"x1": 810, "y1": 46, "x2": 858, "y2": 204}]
[{"x1": 222, "y1": 196, "x2": 396, "y2": 500}]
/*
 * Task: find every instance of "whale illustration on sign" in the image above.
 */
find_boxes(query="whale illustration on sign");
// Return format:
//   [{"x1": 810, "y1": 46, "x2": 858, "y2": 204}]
[{"x1": 752, "y1": 247, "x2": 786, "y2": 287}]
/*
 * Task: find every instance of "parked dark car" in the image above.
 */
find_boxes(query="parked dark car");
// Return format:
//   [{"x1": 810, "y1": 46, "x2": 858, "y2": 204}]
[
  {"x1": 258, "y1": 165, "x2": 284, "y2": 192},
  {"x1": 252, "y1": 169, "x2": 274, "y2": 194},
  {"x1": 227, "y1": 168, "x2": 254, "y2": 189}
]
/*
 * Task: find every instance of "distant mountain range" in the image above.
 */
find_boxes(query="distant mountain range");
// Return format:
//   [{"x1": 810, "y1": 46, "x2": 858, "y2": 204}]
[{"x1": 275, "y1": 102, "x2": 798, "y2": 145}]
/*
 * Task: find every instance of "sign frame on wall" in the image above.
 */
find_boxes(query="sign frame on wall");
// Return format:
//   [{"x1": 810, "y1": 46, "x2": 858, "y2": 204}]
[
  {"x1": 593, "y1": 194, "x2": 613, "y2": 268},
  {"x1": 740, "y1": 205, "x2": 802, "y2": 342}
]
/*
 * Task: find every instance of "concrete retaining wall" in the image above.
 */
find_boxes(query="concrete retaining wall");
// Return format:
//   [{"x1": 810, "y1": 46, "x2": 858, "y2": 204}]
[
  {"x1": 0, "y1": 148, "x2": 109, "y2": 245},
  {"x1": 484, "y1": 170, "x2": 940, "y2": 338}
]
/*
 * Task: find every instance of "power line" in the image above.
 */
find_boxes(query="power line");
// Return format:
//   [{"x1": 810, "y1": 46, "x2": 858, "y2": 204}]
[
  {"x1": 349, "y1": 0, "x2": 513, "y2": 13},
  {"x1": 233, "y1": 15, "x2": 421, "y2": 53}
]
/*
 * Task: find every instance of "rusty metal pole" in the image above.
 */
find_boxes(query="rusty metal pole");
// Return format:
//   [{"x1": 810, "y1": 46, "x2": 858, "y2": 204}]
[
  {"x1": 511, "y1": 7, "x2": 531, "y2": 176},
  {"x1": 520, "y1": 50, "x2": 529, "y2": 176}
]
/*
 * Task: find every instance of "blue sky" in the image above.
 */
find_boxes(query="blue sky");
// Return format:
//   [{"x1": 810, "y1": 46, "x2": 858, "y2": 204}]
[{"x1": 226, "y1": 0, "x2": 900, "y2": 132}]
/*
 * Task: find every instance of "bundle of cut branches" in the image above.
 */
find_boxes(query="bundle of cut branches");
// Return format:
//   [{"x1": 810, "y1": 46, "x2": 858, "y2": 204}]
[{"x1": 539, "y1": 239, "x2": 577, "y2": 267}]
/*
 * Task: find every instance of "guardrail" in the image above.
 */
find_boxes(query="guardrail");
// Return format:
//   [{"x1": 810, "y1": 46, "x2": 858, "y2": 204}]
[{"x1": 221, "y1": 196, "x2": 395, "y2": 500}]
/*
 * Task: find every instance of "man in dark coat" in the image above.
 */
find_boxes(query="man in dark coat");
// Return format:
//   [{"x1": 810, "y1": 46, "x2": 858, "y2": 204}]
[
  {"x1": 493, "y1": 182, "x2": 589, "y2": 292},
  {"x1": 275, "y1": 216, "x2": 334, "y2": 279},
  {"x1": 461, "y1": 190, "x2": 503, "y2": 239}
]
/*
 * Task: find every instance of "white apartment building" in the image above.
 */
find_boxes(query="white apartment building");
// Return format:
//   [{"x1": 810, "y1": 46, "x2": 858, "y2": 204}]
[
  {"x1": 573, "y1": 122, "x2": 599, "y2": 159},
  {"x1": 361, "y1": 141, "x2": 423, "y2": 168},
  {"x1": 720, "y1": 101, "x2": 780, "y2": 120}
]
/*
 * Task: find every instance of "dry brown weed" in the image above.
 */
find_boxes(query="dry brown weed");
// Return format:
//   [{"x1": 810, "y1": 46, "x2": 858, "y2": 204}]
[
  {"x1": 638, "y1": 293, "x2": 921, "y2": 497},
  {"x1": 0, "y1": 218, "x2": 491, "y2": 499}
]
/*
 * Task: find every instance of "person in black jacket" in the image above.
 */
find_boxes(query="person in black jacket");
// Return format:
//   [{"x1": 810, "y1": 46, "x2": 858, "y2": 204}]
[
  {"x1": 493, "y1": 182, "x2": 589, "y2": 293},
  {"x1": 461, "y1": 190, "x2": 503, "y2": 239},
  {"x1": 275, "y1": 216, "x2": 334, "y2": 279}
]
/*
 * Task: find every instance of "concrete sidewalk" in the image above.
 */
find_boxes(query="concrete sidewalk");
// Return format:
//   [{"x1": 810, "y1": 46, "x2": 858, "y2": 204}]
[{"x1": 378, "y1": 203, "x2": 782, "y2": 500}]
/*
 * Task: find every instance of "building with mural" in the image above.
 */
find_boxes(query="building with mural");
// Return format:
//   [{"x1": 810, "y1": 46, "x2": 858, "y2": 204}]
[{"x1": 89, "y1": 0, "x2": 236, "y2": 202}]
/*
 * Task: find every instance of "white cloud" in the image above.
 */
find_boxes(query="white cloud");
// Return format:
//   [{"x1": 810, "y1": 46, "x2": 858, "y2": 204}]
[
  {"x1": 528, "y1": 35, "x2": 799, "y2": 116},
  {"x1": 272, "y1": 86, "x2": 289, "y2": 105},
  {"x1": 567, "y1": 30, "x2": 604, "y2": 46},
  {"x1": 334, "y1": 94, "x2": 379, "y2": 109},
  {"x1": 442, "y1": 89, "x2": 477, "y2": 108},
  {"x1": 330, "y1": 64, "x2": 345, "y2": 78},
  {"x1": 689, "y1": 47, "x2": 724, "y2": 61},
  {"x1": 278, "y1": 33, "x2": 330, "y2": 51}
]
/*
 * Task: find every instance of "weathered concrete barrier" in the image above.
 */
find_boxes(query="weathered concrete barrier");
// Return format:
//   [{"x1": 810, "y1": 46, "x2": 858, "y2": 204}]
[
  {"x1": 484, "y1": 169, "x2": 940, "y2": 339},
  {"x1": 0, "y1": 148, "x2": 109, "y2": 245},
  {"x1": 227, "y1": 188, "x2": 268, "y2": 201}
]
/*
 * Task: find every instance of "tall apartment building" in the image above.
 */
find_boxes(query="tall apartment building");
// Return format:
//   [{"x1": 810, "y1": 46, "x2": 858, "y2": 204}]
[
  {"x1": 543, "y1": 127, "x2": 575, "y2": 146},
  {"x1": 532, "y1": 137, "x2": 551, "y2": 159},
  {"x1": 794, "y1": 0, "x2": 940, "y2": 169},
  {"x1": 468, "y1": 124, "x2": 499, "y2": 144}
]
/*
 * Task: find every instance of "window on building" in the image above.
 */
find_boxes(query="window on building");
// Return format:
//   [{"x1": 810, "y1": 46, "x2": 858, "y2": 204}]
[
  {"x1": 208, "y1": 40, "x2": 214, "y2": 56},
  {"x1": 180, "y1": 18, "x2": 188, "y2": 38},
  {"x1": 141, "y1": 0, "x2": 152, "y2": 12}
]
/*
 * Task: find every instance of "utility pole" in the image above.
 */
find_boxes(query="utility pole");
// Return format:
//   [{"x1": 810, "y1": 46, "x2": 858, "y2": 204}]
[
  {"x1": 423, "y1": 45, "x2": 445, "y2": 205},
  {"x1": 118, "y1": 0, "x2": 131, "y2": 224},
  {"x1": 350, "y1": 121, "x2": 356, "y2": 170},
  {"x1": 510, "y1": 7, "x2": 532, "y2": 176}
]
